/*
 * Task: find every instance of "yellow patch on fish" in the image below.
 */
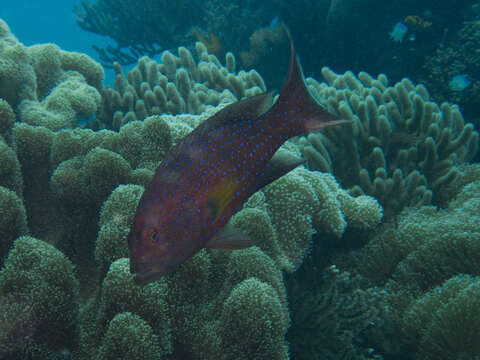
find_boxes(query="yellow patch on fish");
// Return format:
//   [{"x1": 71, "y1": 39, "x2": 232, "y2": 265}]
[{"x1": 207, "y1": 179, "x2": 239, "y2": 222}]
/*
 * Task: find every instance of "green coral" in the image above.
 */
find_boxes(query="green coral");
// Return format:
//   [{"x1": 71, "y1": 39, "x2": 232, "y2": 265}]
[
  {"x1": 232, "y1": 165, "x2": 383, "y2": 273},
  {"x1": 0, "y1": 138, "x2": 23, "y2": 197},
  {"x1": 349, "y1": 179, "x2": 480, "y2": 292},
  {"x1": 97, "y1": 312, "x2": 162, "y2": 360},
  {"x1": 218, "y1": 278, "x2": 289, "y2": 360},
  {"x1": 0, "y1": 19, "x2": 36, "y2": 107},
  {"x1": 300, "y1": 68, "x2": 479, "y2": 218},
  {"x1": 0, "y1": 186, "x2": 27, "y2": 261},
  {"x1": 51, "y1": 147, "x2": 132, "y2": 205},
  {"x1": 95, "y1": 184, "x2": 144, "y2": 277},
  {"x1": 98, "y1": 43, "x2": 265, "y2": 130},
  {"x1": 0, "y1": 21, "x2": 103, "y2": 114},
  {"x1": 92, "y1": 258, "x2": 172, "y2": 357},
  {"x1": 19, "y1": 71, "x2": 102, "y2": 130},
  {"x1": 401, "y1": 275, "x2": 480, "y2": 359},
  {"x1": 0, "y1": 236, "x2": 79, "y2": 352},
  {"x1": 0, "y1": 98, "x2": 15, "y2": 144},
  {"x1": 287, "y1": 264, "x2": 382, "y2": 360},
  {"x1": 333, "y1": 174, "x2": 480, "y2": 358}
]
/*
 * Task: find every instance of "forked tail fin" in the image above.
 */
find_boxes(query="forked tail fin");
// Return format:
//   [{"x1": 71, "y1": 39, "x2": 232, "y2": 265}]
[{"x1": 266, "y1": 29, "x2": 349, "y2": 137}]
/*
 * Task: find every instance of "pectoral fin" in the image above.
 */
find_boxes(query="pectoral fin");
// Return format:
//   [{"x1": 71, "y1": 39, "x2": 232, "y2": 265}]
[
  {"x1": 206, "y1": 179, "x2": 239, "y2": 222},
  {"x1": 206, "y1": 224, "x2": 253, "y2": 250},
  {"x1": 253, "y1": 150, "x2": 304, "y2": 192}
]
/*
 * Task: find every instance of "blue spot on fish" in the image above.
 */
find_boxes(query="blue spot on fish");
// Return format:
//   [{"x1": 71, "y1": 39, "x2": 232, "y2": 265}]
[{"x1": 449, "y1": 74, "x2": 471, "y2": 91}]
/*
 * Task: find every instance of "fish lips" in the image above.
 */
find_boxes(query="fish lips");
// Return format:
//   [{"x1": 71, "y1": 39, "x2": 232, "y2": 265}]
[{"x1": 130, "y1": 258, "x2": 176, "y2": 286}]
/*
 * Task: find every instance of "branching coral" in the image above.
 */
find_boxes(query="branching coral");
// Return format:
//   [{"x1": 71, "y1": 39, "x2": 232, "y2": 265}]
[
  {"x1": 287, "y1": 264, "x2": 383, "y2": 359},
  {"x1": 299, "y1": 68, "x2": 478, "y2": 218},
  {"x1": 74, "y1": 0, "x2": 205, "y2": 66},
  {"x1": 98, "y1": 43, "x2": 265, "y2": 130}
]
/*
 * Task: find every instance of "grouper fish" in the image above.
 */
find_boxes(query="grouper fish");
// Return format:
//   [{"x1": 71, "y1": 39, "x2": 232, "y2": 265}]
[{"x1": 127, "y1": 37, "x2": 347, "y2": 285}]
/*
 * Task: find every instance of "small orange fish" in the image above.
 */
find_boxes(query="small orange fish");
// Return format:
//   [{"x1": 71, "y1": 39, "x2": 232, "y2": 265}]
[
  {"x1": 127, "y1": 35, "x2": 347, "y2": 285},
  {"x1": 193, "y1": 31, "x2": 223, "y2": 56},
  {"x1": 404, "y1": 15, "x2": 432, "y2": 30}
]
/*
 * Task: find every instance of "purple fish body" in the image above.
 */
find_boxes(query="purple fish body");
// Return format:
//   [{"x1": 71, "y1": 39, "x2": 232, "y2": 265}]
[{"x1": 127, "y1": 37, "x2": 346, "y2": 285}]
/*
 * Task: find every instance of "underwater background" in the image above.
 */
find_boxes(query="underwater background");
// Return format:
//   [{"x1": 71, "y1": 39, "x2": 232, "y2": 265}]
[{"x1": 0, "y1": 0, "x2": 479, "y2": 359}]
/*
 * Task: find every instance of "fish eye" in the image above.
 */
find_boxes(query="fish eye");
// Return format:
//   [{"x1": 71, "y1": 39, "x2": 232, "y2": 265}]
[
  {"x1": 151, "y1": 232, "x2": 158, "y2": 242},
  {"x1": 141, "y1": 229, "x2": 159, "y2": 243}
]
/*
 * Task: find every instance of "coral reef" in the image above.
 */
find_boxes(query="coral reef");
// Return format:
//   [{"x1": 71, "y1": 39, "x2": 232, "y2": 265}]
[
  {"x1": 422, "y1": 21, "x2": 480, "y2": 121},
  {"x1": 0, "y1": 98, "x2": 15, "y2": 145},
  {"x1": 0, "y1": 19, "x2": 384, "y2": 360},
  {"x1": 287, "y1": 262, "x2": 384, "y2": 360},
  {"x1": 74, "y1": 0, "x2": 284, "y2": 68},
  {"x1": 333, "y1": 171, "x2": 480, "y2": 358},
  {"x1": 97, "y1": 42, "x2": 266, "y2": 130},
  {"x1": 0, "y1": 236, "x2": 79, "y2": 353},
  {"x1": 2, "y1": 14, "x2": 480, "y2": 360},
  {"x1": 299, "y1": 68, "x2": 478, "y2": 218},
  {"x1": 345, "y1": 176, "x2": 480, "y2": 291},
  {"x1": 0, "y1": 186, "x2": 27, "y2": 262},
  {"x1": 239, "y1": 23, "x2": 287, "y2": 68},
  {"x1": 0, "y1": 293, "x2": 37, "y2": 358},
  {"x1": 19, "y1": 71, "x2": 102, "y2": 130},
  {"x1": 401, "y1": 275, "x2": 480, "y2": 360},
  {"x1": 0, "y1": 19, "x2": 36, "y2": 108},
  {"x1": 0, "y1": 19, "x2": 103, "y2": 114},
  {"x1": 74, "y1": 0, "x2": 205, "y2": 66},
  {"x1": 231, "y1": 166, "x2": 382, "y2": 272},
  {"x1": 97, "y1": 312, "x2": 163, "y2": 360}
]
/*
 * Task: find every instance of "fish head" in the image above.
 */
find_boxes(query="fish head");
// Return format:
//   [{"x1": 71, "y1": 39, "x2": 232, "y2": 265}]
[
  {"x1": 127, "y1": 198, "x2": 205, "y2": 285},
  {"x1": 127, "y1": 207, "x2": 180, "y2": 285}
]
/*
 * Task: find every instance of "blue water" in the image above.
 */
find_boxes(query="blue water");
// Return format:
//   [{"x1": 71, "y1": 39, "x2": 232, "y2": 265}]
[{"x1": 0, "y1": 0, "x2": 115, "y2": 83}]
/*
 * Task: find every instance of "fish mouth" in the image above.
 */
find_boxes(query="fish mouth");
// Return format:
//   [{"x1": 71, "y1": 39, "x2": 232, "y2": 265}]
[{"x1": 131, "y1": 259, "x2": 175, "y2": 286}]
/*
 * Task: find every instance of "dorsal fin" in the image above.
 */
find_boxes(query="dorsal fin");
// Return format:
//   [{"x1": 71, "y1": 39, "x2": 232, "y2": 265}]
[{"x1": 203, "y1": 91, "x2": 275, "y2": 132}]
